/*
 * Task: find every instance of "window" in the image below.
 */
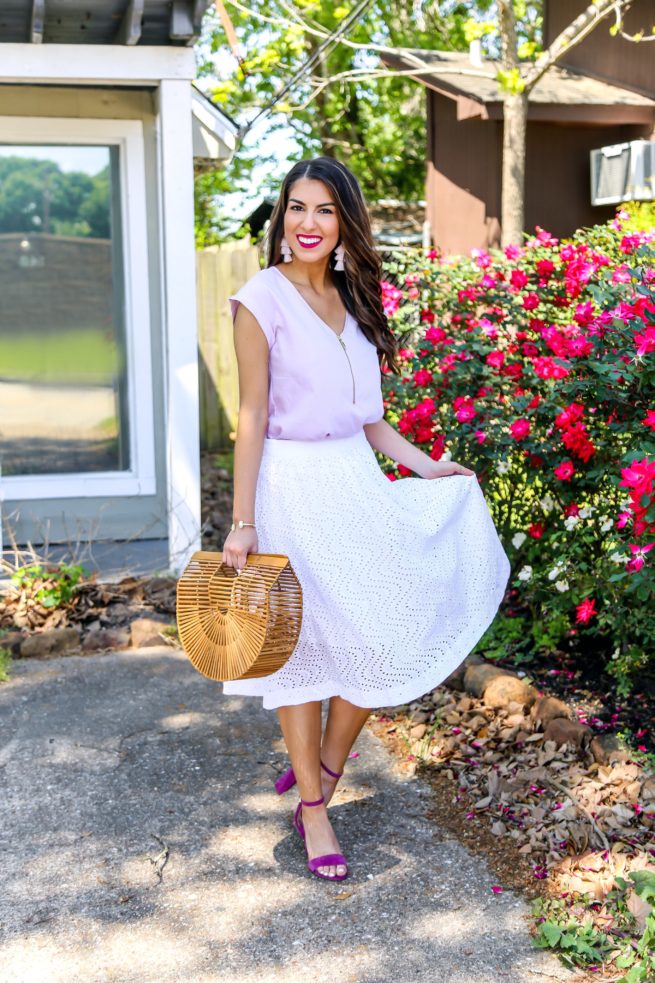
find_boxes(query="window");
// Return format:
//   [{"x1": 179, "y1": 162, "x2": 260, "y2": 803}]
[{"x1": 0, "y1": 118, "x2": 155, "y2": 498}]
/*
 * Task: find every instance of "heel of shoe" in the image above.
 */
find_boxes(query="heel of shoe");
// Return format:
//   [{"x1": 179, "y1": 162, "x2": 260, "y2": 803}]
[
  {"x1": 276, "y1": 750, "x2": 358, "y2": 796},
  {"x1": 274, "y1": 766, "x2": 297, "y2": 795}
]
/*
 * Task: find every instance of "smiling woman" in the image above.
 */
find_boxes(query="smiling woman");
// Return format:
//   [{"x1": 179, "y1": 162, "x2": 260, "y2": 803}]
[{"x1": 216, "y1": 156, "x2": 511, "y2": 884}]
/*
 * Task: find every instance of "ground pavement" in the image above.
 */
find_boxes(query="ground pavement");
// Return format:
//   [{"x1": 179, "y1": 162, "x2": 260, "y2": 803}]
[{"x1": 0, "y1": 648, "x2": 573, "y2": 983}]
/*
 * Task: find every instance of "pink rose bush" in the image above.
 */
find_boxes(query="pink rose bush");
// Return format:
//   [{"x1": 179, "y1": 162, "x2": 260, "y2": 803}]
[{"x1": 379, "y1": 213, "x2": 655, "y2": 690}]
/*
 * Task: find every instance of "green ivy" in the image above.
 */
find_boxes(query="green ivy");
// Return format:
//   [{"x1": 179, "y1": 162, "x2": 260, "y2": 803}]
[
  {"x1": 12, "y1": 563, "x2": 86, "y2": 610},
  {"x1": 532, "y1": 873, "x2": 655, "y2": 980}
]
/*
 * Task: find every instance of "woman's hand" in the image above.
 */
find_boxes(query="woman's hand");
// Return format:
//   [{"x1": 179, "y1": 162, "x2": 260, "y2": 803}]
[
  {"x1": 222, "y1": 527, "x2": 258, "y2": 574},
  {"x1": 418, "y1": 459, "x2": 476, "y2": 480}
]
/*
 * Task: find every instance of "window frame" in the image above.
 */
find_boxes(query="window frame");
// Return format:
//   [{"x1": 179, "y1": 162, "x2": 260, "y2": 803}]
[{"x1": 0, "y1": 116, "x2": 156, "y2": 498}]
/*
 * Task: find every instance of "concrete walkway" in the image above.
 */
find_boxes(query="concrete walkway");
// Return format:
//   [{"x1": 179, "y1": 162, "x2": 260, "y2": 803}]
[{"x1": 0, "y1": 649, "x2": 571, "y2": 983}]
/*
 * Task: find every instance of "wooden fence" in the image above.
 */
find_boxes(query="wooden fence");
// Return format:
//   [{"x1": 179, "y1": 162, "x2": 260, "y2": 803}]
[{"x1": 196, "y1": 239, "x2": 261, "y2": 451}]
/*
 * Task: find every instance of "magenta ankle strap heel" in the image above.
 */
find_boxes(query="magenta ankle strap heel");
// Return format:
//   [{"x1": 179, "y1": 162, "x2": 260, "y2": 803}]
[
  {"x1": 274, "y1": 759, "x2": 342, "y2": 795},
  {"x1": 277, "y1": 753, "x2": 359, "y2": 844},
  {"x1": 274, "y1": 765, "x2": 299, "y2": 795},
  {"x1": 274, "y1": 752, "x2": 359, "y2": 795},
  {"x1": 296, "y1": 795, "x2": 349, "y2": 882},
  {"x1": 288, "y1": 762, "x2": 343, "y2": 840}
]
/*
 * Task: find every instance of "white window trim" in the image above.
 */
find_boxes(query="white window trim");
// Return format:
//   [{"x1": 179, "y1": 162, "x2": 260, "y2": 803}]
[{"x1": 0, "y1": 116, "x2": 156, "y2": 499}]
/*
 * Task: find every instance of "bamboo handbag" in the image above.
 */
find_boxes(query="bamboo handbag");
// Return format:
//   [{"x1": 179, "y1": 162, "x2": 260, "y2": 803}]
[{"x1": 176, "y1": 551, "x2": 303, "y2": 681}]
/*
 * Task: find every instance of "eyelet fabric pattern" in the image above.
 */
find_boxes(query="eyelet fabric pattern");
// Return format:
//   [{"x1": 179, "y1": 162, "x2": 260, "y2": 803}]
[{"x1": 222, "y1": 430, "x2": 512, "y2": 710}]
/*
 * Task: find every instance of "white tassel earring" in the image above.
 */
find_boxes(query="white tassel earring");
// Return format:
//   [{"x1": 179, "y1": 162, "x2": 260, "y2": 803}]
[
  {"x1": 280, "y1": 237, "x2": 293, "y2": 263},
  {"x1": 334, "y1": 242, "x2": 346, "y2": 271}
]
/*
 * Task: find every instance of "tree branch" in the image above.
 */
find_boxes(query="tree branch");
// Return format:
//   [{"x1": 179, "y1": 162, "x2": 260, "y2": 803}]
[
  {"x1": 498, "y1": 0, "x2": 520, "y2": 71},
  {"x1": 523, "y1": 0, "x2": 634, "y2": 92},
  {"x1": 612, "y1": 1, "x2": 655, "y2": 42},
  {"x1": 284, "y1": 65, "x2": 495, "y2": 114},
  {"x1": 226, "y1": 0, "x2": 438, "y2": 69}
]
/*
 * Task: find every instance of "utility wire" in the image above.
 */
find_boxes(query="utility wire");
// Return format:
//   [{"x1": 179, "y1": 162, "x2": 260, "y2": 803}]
[{"x1": 237, "y1": 0, "x2": 375, "y2": 139}]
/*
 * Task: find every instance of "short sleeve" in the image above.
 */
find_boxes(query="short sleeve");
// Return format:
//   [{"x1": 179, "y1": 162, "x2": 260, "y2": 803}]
[{"x1": 229, "y1": 273, "x2": 277, "y2": 349}]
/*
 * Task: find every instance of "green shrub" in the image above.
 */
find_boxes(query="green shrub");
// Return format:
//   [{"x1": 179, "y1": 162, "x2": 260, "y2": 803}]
[
  {"x1": 379, "y1": 213, "x2": 655, "y2": 683},
  {"x1": 11, "y1": 563, "x2": 86, "y2": 609}
]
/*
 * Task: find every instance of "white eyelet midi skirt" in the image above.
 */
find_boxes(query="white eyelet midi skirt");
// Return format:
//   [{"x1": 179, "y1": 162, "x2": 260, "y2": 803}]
[{"x1": 222, "y1": 429, "x2": 511, "y2": 710}]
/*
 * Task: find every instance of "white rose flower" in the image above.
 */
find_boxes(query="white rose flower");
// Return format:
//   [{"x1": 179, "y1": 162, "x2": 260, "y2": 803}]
[
  {"x1": 609, "y1": 552, "x2": 627, "y2": 564},
  {"x1": 600, "y1": 517, "x2": 613, "y2": 532},
  {"x1": 517, "y1": 565, "x2": 533, "y2": 581},
  {"x1": 512, "y1": 532, "x2": 527, "y2": 548},
  {"x1": 540, "y1": 494, "x2": 555, "y2": 514},
  {"x1": 555, "y1": 579, "x2": 569, "y2": 592},
  {"x1": 496, "y1": 460, "x2": 510, "y2": 475},
  {"x1": 579, "y1": 505, "x2": 595, "y2": 518},
  {"x1": 564, "y1": 515, "x2": 580, "y2": 531},
  {"x1": 548, "y1": 562, "x2": 566, "y2": 581}
]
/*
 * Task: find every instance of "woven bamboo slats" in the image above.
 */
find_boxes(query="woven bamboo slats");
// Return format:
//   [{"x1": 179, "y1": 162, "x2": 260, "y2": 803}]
[{"x1": 176, "y1": 551, "x2": 303, "y2": 681}]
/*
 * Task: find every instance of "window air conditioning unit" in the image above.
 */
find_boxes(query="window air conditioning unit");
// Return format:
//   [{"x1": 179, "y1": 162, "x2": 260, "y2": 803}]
[{"x1": 590, "y1": 140, "x2": 655, "y2": 206}]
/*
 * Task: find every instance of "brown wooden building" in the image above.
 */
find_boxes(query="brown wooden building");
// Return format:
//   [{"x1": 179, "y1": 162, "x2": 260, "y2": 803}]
[{"x1": 386, "y1": 0, "x2": 655, "y2": 254}]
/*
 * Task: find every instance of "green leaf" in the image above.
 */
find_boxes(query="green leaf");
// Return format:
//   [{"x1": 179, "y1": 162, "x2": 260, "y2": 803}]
[
  {"x1": 615, "y1": 950, "x2": 635, "y2": 968},
  {"x1": 540, "y1": 921, "x2": 563, "y2": 947},
  {"x1": 629, "y1": 870, "x2": 655, "y2": 902}
]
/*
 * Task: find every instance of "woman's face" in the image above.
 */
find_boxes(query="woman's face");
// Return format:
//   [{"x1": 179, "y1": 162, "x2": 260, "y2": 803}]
[{"x1": 282, "y1": 177, "x2": 341, "y2": 265}]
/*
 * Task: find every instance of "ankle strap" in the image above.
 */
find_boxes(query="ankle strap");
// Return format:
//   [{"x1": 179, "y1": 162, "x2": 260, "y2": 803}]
[
  {"x1": 300, "y1": 796, "x2": 325, "y2": 807},
  {"x1": 320, "y1": 760, "x2": 343, "y2": 780}
]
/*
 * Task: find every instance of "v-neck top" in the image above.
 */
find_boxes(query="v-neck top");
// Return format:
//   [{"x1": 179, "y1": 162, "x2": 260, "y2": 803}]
[{"x1": 229, "y1": 265, "x2": 385, "y2": 441}]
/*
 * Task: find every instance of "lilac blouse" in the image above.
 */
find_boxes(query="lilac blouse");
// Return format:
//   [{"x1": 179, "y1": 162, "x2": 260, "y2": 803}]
[{"x1": 229, "y1": 265, "x2": 385, "y2": 441}]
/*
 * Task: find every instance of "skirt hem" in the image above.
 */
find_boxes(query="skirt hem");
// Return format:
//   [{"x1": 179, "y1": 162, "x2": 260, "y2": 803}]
[{"x1": 221, "y1": 608, "x2": 501, "y2": 710}]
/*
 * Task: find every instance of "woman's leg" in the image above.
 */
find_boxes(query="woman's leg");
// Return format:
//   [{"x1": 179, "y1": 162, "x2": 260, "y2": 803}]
[
  {"x1": 320, "y1": 696, "x2": 371, "y2": 804},
  {"x1": 277, "y1": 702, "x2": 346, "y2": 878}
]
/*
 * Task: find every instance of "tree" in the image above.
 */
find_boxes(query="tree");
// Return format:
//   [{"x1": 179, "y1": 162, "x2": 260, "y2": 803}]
[
  {"x1": 0, "y1": 157, "x2": 110, "y2": 238},
  {"x1": 496, "y1": 0, "x2": 645, "y2": 245},
  {"x1": 196, "y1": 0, "x2": 474, "y2": 238},
  {"x1": 200, "y1": 0, "x2": 651, "y2": 245}
]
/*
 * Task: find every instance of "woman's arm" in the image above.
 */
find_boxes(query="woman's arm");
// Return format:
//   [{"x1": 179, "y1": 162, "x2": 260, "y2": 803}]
[
  {"x1": 363, "y1": 417, "x2": 475, "y2": 479},
  {"x1": 222, "y1": 305, "x2": 269, "y2": 571}
]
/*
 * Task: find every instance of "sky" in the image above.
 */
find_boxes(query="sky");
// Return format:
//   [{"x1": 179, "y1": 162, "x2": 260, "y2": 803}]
[
  {"x1": 0, "y1": 145, "x2": 109, "y2": 175},
  {"x1": 195, "y1": 30, "x2": 302, "y2": 219}
]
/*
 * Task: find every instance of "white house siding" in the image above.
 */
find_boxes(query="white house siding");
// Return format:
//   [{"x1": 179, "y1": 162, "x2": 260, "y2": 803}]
[{"x1": 0, "y1": 86, "x2": 170, "y2": 556}]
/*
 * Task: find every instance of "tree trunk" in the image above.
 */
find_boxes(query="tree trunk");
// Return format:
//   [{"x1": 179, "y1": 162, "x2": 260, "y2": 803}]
[{"x1": 501, "y1": 90, "x2": 528, "y2": 247}]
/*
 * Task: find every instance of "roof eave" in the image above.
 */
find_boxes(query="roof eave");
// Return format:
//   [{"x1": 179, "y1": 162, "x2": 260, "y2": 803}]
[
  {"x1": 423, "y1": 86, "x2": 655, "y2": 125},
  {"x1": 191, "y1": 86, "x2": 239, "y2": 144}
]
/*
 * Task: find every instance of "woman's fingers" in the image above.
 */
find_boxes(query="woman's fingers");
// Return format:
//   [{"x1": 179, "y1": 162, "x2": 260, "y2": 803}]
[
  {"x1": 223, "y1": 549, "x2": 248, "y2": 572},
  {"x1": 221, "y1": 531, "x2": 257, "y2": 573}
]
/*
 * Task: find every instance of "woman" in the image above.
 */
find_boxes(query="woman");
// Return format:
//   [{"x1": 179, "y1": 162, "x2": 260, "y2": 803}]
[{"x1": 221, "y1": 157, "x2": 511, "y2": 882}]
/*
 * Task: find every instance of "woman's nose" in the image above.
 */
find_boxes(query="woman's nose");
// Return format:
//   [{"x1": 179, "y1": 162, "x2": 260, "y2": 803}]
[{"x1": 299, "y1": 211, "x2": 318, "y2": 230}]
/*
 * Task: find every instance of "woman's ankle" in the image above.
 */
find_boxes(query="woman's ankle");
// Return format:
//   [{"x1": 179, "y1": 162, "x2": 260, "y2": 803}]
[{"x1": 320, "y1": 753, "x2": 345, "y2": 779}]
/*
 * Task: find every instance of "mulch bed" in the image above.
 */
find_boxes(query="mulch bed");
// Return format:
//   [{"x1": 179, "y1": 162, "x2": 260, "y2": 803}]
[
  {"x1": 369, "y1": 714, "x2": 544, "y2": 897},
  {"x1": 369, "y1": 682, "x2": 655, "y2": 983}
]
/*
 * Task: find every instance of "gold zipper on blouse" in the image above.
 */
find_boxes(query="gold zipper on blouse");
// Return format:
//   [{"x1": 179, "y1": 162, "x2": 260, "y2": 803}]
[{"x1": 337, "y1": 334, "x2": 356, "y2": 404}]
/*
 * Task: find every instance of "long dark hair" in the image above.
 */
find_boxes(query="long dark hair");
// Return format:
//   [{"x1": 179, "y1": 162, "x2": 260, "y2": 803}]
[{"x1": 265, "y1": 157, "x2": 399, "y2": 374}]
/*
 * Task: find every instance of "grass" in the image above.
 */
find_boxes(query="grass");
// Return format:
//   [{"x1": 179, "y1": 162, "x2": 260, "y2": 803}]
[
  {"x1": 212, "y1": 450, "x2": 234, "y2": 477},
  {"x1": 0, "y1": 648, "x2": 11, "y2": 683},
  {"x1": 0, "y1": 328, "x2": 120, "y2": 385}
]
